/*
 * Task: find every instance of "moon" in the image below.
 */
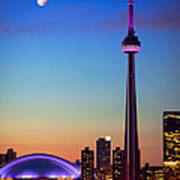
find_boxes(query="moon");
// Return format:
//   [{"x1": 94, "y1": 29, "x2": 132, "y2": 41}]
[{"x1": 37, "y1": 0, "x2": 47, "y2": 7}]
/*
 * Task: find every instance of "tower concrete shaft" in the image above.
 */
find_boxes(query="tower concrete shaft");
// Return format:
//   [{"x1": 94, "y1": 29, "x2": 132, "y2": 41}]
[
  {"x1": 122, "y1": 0, "x2": 141, "y2": 180},
  {"x1": 124, "y1": 54, "x2": 140, "y2": 180}
]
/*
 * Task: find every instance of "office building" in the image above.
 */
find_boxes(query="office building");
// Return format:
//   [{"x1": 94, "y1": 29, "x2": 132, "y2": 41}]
[
  {"x1": 113, "y1": 147, "x2": 125, "y2": 180},
  {"x1": 96, "y1": 137, "x2": 111, "y2": 179},
  {"x1": 0, "y1": 154, "x2": 6, "y2": 168},
  {"x1": 0, "y1": 148, "x2": 17, "y2": 168},
  {"x1": 96, "y1": 137, "x2": 111, "y2": 170},
  {"x1": 140, "y1": 163, "x2": 164, "y2": 180},
  {"x1": 163, "y1": 110, "x2": 180, "y2": 179},
  {"x1": 6, "y1": 148, "x2": 17, "y2": 163},
  {"x1": 81, "y1": 147, "x2": 94, "y2": 180}
]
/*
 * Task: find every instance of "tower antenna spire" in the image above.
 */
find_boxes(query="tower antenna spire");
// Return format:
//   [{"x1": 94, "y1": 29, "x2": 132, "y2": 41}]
[{"x1": 128, "y1": 0, "x2": 134, "y2": 35}]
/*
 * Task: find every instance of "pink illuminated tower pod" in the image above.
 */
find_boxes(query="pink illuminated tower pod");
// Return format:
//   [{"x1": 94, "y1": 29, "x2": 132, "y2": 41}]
[{"x1": 122, "y1": 0, "x2": 141, "y2": 180}]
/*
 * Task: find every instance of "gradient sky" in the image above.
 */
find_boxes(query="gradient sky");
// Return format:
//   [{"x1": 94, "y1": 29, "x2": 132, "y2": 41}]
[{"x1": 0, "y1": 0, "x2": 180, "y2": 167}]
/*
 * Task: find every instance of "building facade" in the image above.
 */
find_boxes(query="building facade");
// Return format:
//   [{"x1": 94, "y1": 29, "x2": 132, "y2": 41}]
[
  {"x1": 112, "y1": 147, "x2": 125, "y2": 180},
  {"x1": 96, "y1": 137, "x2": 111, "y2": 179},
  {"x1": 163, "y1": 110, "x2": 180, "y2": 179},
  {"x1": 0, "y1": 148, "x2": 17, "y2": 168},
  {"x1": 6, "y1": 149, "x2": 17, "y2": 163},
  {"x1": 81, "y1": 147, "x2": 94, "y2": 180},
  {"x1": 0, "y1": 154, "x2": 6, "y2": 168},
  {"x1": 140, "y1": 163, "x2": 164, "y2": 180},
  {"x1": 96, "y1": 137, "x2": 111, "y2": 170}
]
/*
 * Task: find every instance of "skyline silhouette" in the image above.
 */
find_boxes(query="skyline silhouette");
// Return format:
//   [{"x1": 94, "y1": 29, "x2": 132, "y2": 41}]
[{"x1": 0, "y1": 0, "x2": 180, "y2": 168}]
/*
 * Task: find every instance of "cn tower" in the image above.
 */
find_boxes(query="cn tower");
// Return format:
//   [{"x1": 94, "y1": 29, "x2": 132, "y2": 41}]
[{"x1": 122, "y1": 0, "x2": 141, "y2": 180}]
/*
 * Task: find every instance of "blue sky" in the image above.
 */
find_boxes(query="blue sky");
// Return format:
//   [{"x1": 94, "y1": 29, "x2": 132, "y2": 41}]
[{"x1": 0, "y1": 0, "x2": 180, "y2": 166}]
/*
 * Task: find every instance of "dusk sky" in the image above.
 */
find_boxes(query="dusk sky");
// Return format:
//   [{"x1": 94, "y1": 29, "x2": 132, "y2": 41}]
[{"x1": 0, "y1": 0, "x2": 180, "y2": 167}]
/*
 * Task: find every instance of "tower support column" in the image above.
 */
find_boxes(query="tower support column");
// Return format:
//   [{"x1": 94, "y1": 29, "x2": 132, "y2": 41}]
[
  {"x1": 125, "y1": 53, "x2": 140, "y2": 180},
  {"x1": 121, "y1": 1, "x2": 141, "y2": 179}
]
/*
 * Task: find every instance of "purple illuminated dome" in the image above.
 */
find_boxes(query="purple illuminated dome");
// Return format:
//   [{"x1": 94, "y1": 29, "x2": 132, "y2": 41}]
[{"x1": 0, "y1": 153, "x2": 81, "y2": 179}]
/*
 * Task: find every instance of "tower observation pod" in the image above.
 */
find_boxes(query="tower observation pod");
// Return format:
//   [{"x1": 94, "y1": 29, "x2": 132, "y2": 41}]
[
  {"x1": 122, "y1": 0, "x2": 141, "y2": 53},
  {"x1": 121, "y1": 0, "x2": 141, "y2": 180}
]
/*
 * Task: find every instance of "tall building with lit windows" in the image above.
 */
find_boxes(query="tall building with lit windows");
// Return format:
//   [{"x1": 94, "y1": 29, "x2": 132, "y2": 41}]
[
  {"x1": 113, "y1": 147, "x2": 125, "y2": 180},
  {"x1": 81, "y1": 147, "x2": 94, "y2": 180},
  {"x1": 140, "y1": 163, "x2": 165, "y2": 179},
  {"x1": 163, "y1": 110, "x2": 180, "y2": 179},
  {"x1": 96, "y1": 136, "x2": 111, "y2": 170},
  {"x1": 96, "y1": 136, "x2": 111, "y2": 179}
]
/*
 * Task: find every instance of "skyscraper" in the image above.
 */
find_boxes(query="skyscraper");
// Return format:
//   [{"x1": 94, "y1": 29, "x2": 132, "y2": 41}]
[
  {"x1": 113, "y1": 147, "x2": 125, "y2": 180},
  {"x1": 96, "y1": 137, "x2": 111, "y2": 179},
  {"x1": 121, "y1": 0, "x2": 141, "y2": 179},
  {"x1": 81, "y1": 147, "x2": 94, "y2": 180},
  {"x1": 6, "y1": 148, "x2": 17, "y2": 163},
  {"x1": 163, "y1": 110, "x2": 180, "y2": 179},
  {"x1": 96, "y1": 136, "x2": 111, "y2": 170}
]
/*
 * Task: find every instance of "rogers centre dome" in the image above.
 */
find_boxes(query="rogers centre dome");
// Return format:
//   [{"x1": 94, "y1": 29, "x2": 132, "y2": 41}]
[{"x1": 0, "y1": 153, "x2": 81, "y2": 179}]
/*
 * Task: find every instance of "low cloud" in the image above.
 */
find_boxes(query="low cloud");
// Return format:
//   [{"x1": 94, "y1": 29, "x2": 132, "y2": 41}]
[
  {"x1": 0, "y1": 2, "x2": 180, "y2": 36},
  {"x1": 136, "y1": 13, "x2": 180, "y2": 31}
]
